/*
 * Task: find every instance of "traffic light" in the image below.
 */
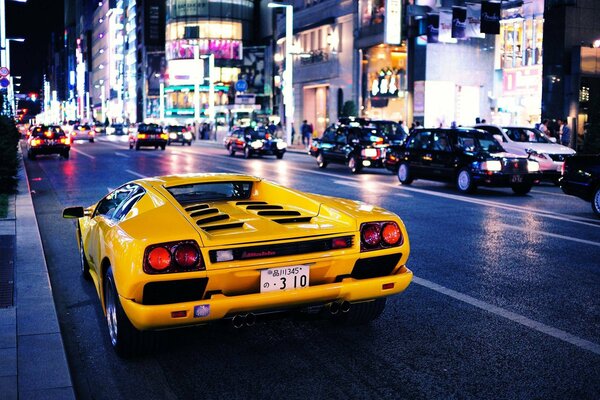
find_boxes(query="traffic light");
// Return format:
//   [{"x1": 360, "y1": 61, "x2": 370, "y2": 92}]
[{"x1": 29, "y1": 92, "x2": 37, "y2": 101}]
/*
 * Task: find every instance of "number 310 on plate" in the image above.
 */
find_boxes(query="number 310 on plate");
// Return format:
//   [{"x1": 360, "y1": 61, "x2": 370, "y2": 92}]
[{"x1": 260, "y1": 265, "x2": 310, "y2": 293}]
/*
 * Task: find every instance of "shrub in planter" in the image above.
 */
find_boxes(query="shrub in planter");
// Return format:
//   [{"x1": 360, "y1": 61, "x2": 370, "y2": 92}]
[{"x1": 0, "y1": 115, "x2": 20, "y2": 193}]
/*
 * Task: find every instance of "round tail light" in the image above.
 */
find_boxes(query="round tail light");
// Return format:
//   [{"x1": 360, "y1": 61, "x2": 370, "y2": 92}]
[
  {"x1": 381, "y1": 223, "x2": 401, "y2": 246},
  {"x1": 174, "y1": 244, "x2": 199, "y2": 268},
  {"x1": 361, "y1": 224, "x2": 381, "y2": 247},
  {"x1": 147, "y1": 247, "x2": 171, "y2": 271}
]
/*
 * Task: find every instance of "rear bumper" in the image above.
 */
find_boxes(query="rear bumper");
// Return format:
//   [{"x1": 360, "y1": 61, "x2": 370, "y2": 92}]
[
  {"x1": 120, "y1": 267, "x2": 413, "y2": 330},
  {"x1": 134, "y1": 139, "x2": 168, "y2": 147},
  {"x1": 28, "y1": 145, "x2": 70, "y2": 155},
  {"x1": 473, "y1": 172, "x2": 540, "y2": 187}
]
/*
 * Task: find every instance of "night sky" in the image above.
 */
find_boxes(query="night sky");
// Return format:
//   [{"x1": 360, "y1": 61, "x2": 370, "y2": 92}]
[{"x1": 6, "y1": 0, "x2": 64, "y2": 94}]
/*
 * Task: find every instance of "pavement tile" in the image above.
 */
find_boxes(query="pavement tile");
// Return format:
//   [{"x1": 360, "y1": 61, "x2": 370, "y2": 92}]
[
  {"x1": 18, "y1": 333, "x2": 72, "y2": 392},
  {"x1": 19, "y1": 387, "x2": 75, "y2": 400},
  {"x1": 0, "y1": 347, "x2": 16, "y2": 377},
  {"x1": 0, "y1": 307, "x2": 15, "y2": 326},
  {"x1": 17, "y1": 302, "x2": 60, "y2": 336},
  {"x1": 0, "y1": 323, "x2": 16, "y2": 349},
  {"x1": 0, "y1": 375, "x2": 17, "y2": 400}
]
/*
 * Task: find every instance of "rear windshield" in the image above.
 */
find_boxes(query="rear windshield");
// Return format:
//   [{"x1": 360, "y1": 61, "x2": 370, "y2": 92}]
[
  {"x1": 31, "y1": 126, "x2": 66, "y2": 138},
  {"x1": 348, "y1": 127, "x2": 385, "y2": 142},
  {"x1": 138, "y1": 124, "x2": 162, "y2": 133},
  {"x1": 167, "y1": 126, "x2": 185, "y2": 132},
  {"x1": 167, "y1": 181, "x2": 253, "y2": 204}
]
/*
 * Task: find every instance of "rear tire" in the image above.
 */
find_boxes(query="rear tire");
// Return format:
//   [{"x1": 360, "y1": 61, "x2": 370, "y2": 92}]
[
  {"x1": 77, "y1": 226, "x2": 91, "y2": 281},
  {"x1": 276, "y1": 152, "x2": 284, "y2": 159},
  {"x1": 104, "y1": 267, "x2": 152, "y2": 358},
  {"x1": 331, "y1": 298, "x2": 387, "y2": 325},
  {"x1": 89, "y1": 138, "x2": 94, "y2": 143},
  {"x1": 316, "y1": 152, "x2": 327, "y2": 168},
  {"x1": 161, "y1": 145, "x2": 166, "y2": 151},
  {"x1": 397, "y1": 163, "x2": 413, "y2": 185},
  {"x1": 592, "y1": 186, "x2": 600, "y2": 217},
  {"x1": 511, "y1": 183, "x2": 532, "y2": 195},
  {"x1": 457, "y1": 168, "x2": 476, "y2": 193},
  {"x1": 135, "y1": 144, "x2": 140, "y2": 151},
  {"x1": 243, "y1": 146, "x2": 252, "y2": 159},
  {"x1": 228, "y1": 145, "x2": 236, "y2": 157},
  {"x1": 62, "y1": 151, "x2": 70, "y2": 160}
]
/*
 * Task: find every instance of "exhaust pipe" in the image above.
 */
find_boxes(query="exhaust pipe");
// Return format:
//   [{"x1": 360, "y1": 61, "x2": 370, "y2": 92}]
[
  {"x1": 340, "y1": 301, "x2": 351, "y2": 313},
  {"x1": 329, "y1": 301, "x2": 340, "y2": 315},
  {"x1": 232, "y1": 314, "x2": 246, "y2": 329},
  {"x1": 245, "y1": 313, "x2": 256, "y2": 327}
]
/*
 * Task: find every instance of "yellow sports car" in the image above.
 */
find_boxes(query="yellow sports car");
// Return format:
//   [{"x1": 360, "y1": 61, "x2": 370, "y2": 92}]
[{"x1": 63, "y1": 173, "x2": 413, "y2": 357}]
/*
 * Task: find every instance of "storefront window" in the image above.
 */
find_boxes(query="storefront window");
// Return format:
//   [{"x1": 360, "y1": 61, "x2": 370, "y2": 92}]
[{"x1": 500, "y1": 15, "x2": 543, "y2": 68}]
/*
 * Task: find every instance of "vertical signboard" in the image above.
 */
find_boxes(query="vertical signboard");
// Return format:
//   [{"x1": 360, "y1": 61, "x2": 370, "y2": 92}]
[
  {"x1": 384, "y1": 0, "x2": 402, "y2": 45},
  {"x1": 145, "y1": 0, "x2": 166, "y2": 47}
]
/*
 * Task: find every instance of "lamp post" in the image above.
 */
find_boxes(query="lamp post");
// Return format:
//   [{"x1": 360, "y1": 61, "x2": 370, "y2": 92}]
[
  {"x1": 199, "y1": 53, "x2": 215, "y2": 137},
  {"x1": 268, "y1": 2, "x2": 294, "y2": 145}
]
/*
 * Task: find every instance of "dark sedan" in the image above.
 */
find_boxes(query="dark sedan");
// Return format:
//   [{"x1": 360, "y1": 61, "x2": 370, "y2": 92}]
[
  {"x1": 560, "y1": 154, "x2": 600, "y2": 217},
  {"x1": 165, "y1": 125, "x2": 193, "y2": 146},
  {"x1": 309, "y1": 125, "x2": 388, "y2": 173},
  {"x1": 26, "y1": 125, "x2": 71, "y2": 160},
  {"x1": 129, "y1": 123, "x2": 168, "y2": 150},
  {"x1": 393, "y1": 128, "x2": 541, "y2": 195},
  {"x1": 223, "y1": 126, "x2": 287, "y2": 159}
]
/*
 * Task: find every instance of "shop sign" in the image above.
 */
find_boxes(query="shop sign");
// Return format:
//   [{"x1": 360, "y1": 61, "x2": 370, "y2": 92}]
[
  {"x1": 451, "y1": 6, "x2": 467, "y2": 39},
  {"x1": 235, "y1": 94, "x2": 256, "y2": 105},
  {"x1": 384, "y1": 0, "x2": 402, "y2": 45},
  {"x1": 167, "y1": 39, "x2": 242, "y2": 60},
  {"x1": 481, "y1": 1, "x2": 501, "y2": 34},
  {"x1": 414, "y1": 81, "x2": 425, "y2": 116},
  {"x1": 502, "y1": 65, "x2": 542, "y2": 96}
]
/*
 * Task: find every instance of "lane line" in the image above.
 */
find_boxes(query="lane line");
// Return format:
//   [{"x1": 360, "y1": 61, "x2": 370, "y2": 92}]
[
  {"x1": 125, "y1": 169, "x2": 147, "y2": 178},
  {"x1": 412, "y1": 276, "x2": 600, "y2": 356},
  {"x1": 333, "y1": 179, "x2": 411, "y2": 197},
  {"x1": 114, "y1": 152, "x2": 130, "y2": 158},
  {"x1": 499, "y1": 224, "x2": 600, "y2": 247},
  {"x1": 70, "y1": 147, "x2": 95, "y2": 159}
]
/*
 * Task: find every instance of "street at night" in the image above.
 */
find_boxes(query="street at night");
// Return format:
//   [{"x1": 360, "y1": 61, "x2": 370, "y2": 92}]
[{"x1": 23, "y1": 138, "x2": 600, "y2": 399}]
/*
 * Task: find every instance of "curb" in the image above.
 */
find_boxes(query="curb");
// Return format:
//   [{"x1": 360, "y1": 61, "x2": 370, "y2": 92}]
[{"x1": 4, "y1": 149, "x2": 75, "y2": 399}]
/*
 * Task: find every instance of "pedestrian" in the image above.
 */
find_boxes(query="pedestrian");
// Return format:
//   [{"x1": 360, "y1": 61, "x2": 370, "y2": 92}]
[
  {"x1": 558, "y1": 118, "x2": 571, "y2": 147},
  {"x1": 291, "y1": 122, "x2": 296, "y2": 144},
  {"x1": 481, "y1": 118, "x2": 487, "y2": 124},
  {"x1": 301, "y1": 120, "x2": 310, "y2": 147},
  {"x1": 537, "y1": 118, "x2": 549, "y2": 135},
  {"x1": 475, "y1": 117, "x2": 481, "y2": 124}
]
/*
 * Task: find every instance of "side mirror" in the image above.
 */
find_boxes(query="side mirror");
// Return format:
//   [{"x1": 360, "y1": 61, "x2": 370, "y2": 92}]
[
  {"x1": 549, "y1": 137, "x2": 557, "y2": 143},
  {"x1": 493, "y1": 134, "x2": 504, "y2": 143},
  {"x1": 63, "y1": 206, "x2": 84, "y2": 219}
]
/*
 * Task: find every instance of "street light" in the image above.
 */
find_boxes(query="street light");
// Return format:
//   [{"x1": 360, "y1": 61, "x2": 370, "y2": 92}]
[{"x1": 268, "y1": 2, "x2": 294, "y2": 145}]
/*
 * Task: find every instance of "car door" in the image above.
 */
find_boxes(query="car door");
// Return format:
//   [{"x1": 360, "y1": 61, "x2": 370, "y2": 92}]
[
  {"x1": 429, "y1": 131, "x2": 456, "y2": 180},
  {"x1": 319, "y1": 128, "x2": 338, "y2": 163},
  {"x1": 404, "y1": 130, "x2": 433, "y2": 178},
  {"x1": 86, "y1": 185, "x2": 139, "y2": 273}
]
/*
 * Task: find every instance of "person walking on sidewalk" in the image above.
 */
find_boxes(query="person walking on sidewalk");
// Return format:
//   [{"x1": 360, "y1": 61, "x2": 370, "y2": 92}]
[
  {"x1": 301, "y1": 120, "x2": 310, "y2": 147},
  {"x1": 558, "y1": 118, "x2": 571, "y2": 147}
]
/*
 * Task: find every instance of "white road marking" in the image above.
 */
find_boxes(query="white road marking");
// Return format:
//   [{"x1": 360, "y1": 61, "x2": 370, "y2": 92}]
[
  {"x1": 413, "y1": 276, "x2": 600, "y2": 356},
  {"x1": 125, "y1": 169, "x2": 147, "y2": 178},
  {"x1": 333, "y1": 179, "x2": 411, "y2": 197},
  {"x1": 499, "y1": 224, "x2": 600, "y2": 247},
  {"x1": 114, "y1": 152, "x2": 130, "y2": 158},
  {"x1": 70, "y1": 147, "x2": 95, "y2": 159}
]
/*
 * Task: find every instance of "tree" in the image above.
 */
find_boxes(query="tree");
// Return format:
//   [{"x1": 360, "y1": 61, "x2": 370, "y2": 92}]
[
  {"x1": 340, "y1": 101, "x2": 357, "y2": 118},
  {"x1": 0, "y1": 114, "x2": 20, "y2": 193}
]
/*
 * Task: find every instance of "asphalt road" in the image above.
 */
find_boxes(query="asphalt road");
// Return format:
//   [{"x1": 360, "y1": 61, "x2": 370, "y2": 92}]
[{"x1": 24, "y1": 136, "x2": 600, "y2": 400}]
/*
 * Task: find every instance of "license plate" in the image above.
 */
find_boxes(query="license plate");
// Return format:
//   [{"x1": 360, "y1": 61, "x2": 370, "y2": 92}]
[
  {"x1": 260, "y1": 265, "x2": 309, "y2": 293},
  {"x1": 511, "y1": 175, "x2": 523, "y2": 183}
]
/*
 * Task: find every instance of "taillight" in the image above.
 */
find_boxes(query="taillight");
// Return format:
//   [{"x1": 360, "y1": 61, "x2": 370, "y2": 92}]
[
  {"x1": 143, "y1": 240, "x2": 204, "y2": 274},
  {"x1": 174, "y1": 244, "x2": 199, "y2": 268},
  {"x1": 148, "y1": 247, "x2": 171, "y2": 271},
  {"x1": 138, "y1": 133, "x2": 147, "y2": 139},
  {"x1": 561, "y1": 162, "x2": 566, "y2": 175},
  {"x1": 360, "y1": 222, "x2": 403, "y2": 251},
  {"x1": 31, "y1": 138, "x2": 42, "y2": 147},
  {"x1": 160, "y1": 133, "x2": 168, "y2": 140},
  {"x1": 59, "y1": 137, "x2": 70, "y2": 145},
  {"x1": 331, "y1": 237, "x2": 352, "y2": 249}
]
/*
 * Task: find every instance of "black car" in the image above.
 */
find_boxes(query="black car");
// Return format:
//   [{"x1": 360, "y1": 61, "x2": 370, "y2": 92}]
[
  {"x1": 223, "y1": 126, "x2": 287, "y2": 159},
  {"x1": 309, "y1": 125, "x2": 387, "y2": 173},
  {"x1": 129, "y1": 123, "x2": 168, "y2": 150},
  {"x1": 392, "y1": 128, "x2": 541, "y2": 195},
  {"x1": 560, "y1": 154, "x2": 600, "y2": 217},
  {"x1": 165, "y1": 125, "x2": 193, "y2": 146},
  {"x1": 26, "y1": 125, "x2": 71, "y2": 160}
]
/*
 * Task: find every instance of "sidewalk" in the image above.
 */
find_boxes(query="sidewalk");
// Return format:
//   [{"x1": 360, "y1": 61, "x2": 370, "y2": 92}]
[{"x1": 0, "y1": 153, "x2": 75, "y2": 399}]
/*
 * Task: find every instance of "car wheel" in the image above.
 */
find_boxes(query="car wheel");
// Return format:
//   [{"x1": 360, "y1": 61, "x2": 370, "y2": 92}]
[
  {"x1": 316, "y1": 152, "x2": 327, "y2": 168},
  {"x1": 592, "y1": 186, "x2": 600, "y2": 217},
  {"x1": 129, "y1": 143, "x2": 133, "y2": 150},
  {"x1": 154, "y1": 146, "x2": 158, "y2": 150},
  {"x1": 104, "y1": 266, "x2": 152, "y2": 357},
  {"x1": 331, "y1": 298, "x2": 387, "y2": 325},
  {"x1": 167, "y1": 140, "x2": 171, "y2": 145},
  {"x1": 62, "y1": 151, "x2": 70, "y2": 160},
  {"x1": 511, "y1": 183, "x2": 533, "y2": 195},
  {"x1": 135, "y1": 144, "x2": 140, "y2": 151},
  {"x1": 243, "y1": 146, "x2": 252, "y2": 159},
  {"x1": 228, "y1": 145, "x2": 236, "y2": 157},
  {"x1": 276, "y1": 152, "x2": 284, "y2": 159},
  {"x1": 187, "y1": 142, "x2": 192, "y2": 146},
  {"x1": 161, "y1": 145, "x2": 166, "y2": 151},
  {"x1": 89, "y1": 138, "x2": 94, "y2": 143},
  {"x1": 457, "y1": 168, "x2": 476, "y2": 193},
  {"x1": 348, "y1": 155, "x2": 362, "y2": 174},
  {"x1": 77, "y1": 226, "x2": 91, "y2": 281},
  {"x1": 397, "y1": 163, "x2": 413, "y2": 185}
]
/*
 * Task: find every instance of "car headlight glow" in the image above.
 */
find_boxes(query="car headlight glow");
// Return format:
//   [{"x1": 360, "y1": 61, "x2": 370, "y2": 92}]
[
  {"x1": 480, "y1": 160, "x2": 502, "y2": 172},
  {"x1": 527, "y1": 160, "x2": 540, "y2": 172},
  {"x1": 276, "y1": 141, "x2": 287, "y2": 150},
  {"x1": 251, "y1": 140, "x2": 263, "y2": 149},
  {"x1": 123, "y1": 127, "x2": 129, "y2": 133},
  {"x1": 364, "y1": 148, "x2": 378, "y2": 158},
  {"x1": 183, "y1": 132, "x2": 192, "y2": 140},
  {"x1": 106, "y1": 127, "x2": 114, "y2": 134},
  {"x1": 169, "y1": 133, "x2": 178, "y2": 139}
]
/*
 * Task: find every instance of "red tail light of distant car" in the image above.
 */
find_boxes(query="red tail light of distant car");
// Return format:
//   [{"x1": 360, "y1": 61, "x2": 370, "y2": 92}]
[
  {"x1": 360, "y1": 222, "x2": 403, "y2": 251},
  {"x1": 143, "y1": 241, "x2": 204, "y2": 274}
]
